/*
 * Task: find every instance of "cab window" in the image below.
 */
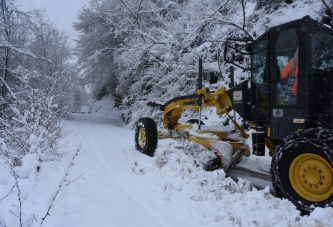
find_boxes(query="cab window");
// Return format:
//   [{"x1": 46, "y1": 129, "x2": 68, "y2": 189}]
[
  {"x1": 275, "y1": 28, "x2": 299, "y2": 105},
  {"x1": 251, "y1": 37, "x2": 267, "y2": 85}
]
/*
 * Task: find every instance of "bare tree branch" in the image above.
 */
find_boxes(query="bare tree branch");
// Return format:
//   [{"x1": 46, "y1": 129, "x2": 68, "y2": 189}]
[
  {"x1": 240, "y1": 0, "x2": 246, "y2": 30},
  {"x1": 0, "y1": 42, "x2": 47, "y2": 60},
  {"x1": 117, "y1": 0, "x2": 141, "y2": 26},
  {"x1": 0, "y1": 183, "x2": 16, "y2": 202},
  {"x1": 204, "y1": 19, "x2": 253, "y2": 39},
  {"x1": 135, "y1": 29, "x2": 167, "y2": 45},
  {"x1": 136, "y1": 0, "x2": 144, "y2": 22},
  {"x1": 66, "y1": 170, "x2": 87, "y2": 186},
  {"x1": 322, "y1": 0, "x2": 333, "y2": 17},
  {"x1": 40, "y1": 146, "x2": 81, "y2": 225},
  {"x1": 11, "y1": 172, "x2": 23, "y2": 227}
]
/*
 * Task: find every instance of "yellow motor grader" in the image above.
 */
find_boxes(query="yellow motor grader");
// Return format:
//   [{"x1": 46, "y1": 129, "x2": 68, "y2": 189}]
[{"x1": 134, "y1": 16, "x2": 333, "y2": 213}]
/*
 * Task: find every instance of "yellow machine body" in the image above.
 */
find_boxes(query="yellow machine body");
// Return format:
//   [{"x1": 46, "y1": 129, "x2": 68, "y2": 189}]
[{"x1": 156, "y1": 86, "x2": 253, "y2": 171}]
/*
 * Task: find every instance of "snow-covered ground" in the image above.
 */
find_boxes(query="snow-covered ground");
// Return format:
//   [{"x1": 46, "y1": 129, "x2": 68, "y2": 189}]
[
  {"x1": 2, "y1": 104, "x2": 333, "y2": 227},
  {"x1": 1, "y1": 1, "x2": 333, "y2": 226}
]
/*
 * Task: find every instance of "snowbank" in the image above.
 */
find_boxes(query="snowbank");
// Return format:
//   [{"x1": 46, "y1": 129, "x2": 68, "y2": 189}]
[{"x1": 132, "y1": 138, "x2": 333, "y2": 227}]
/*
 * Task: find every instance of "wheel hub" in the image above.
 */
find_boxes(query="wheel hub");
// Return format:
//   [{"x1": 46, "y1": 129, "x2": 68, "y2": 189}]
[
  {"x1": 138, "y1": 127, "x2": 146, "y2": 148},
  {"x1": 289, "y1": 153, "x2": 333, "y2": 202}
]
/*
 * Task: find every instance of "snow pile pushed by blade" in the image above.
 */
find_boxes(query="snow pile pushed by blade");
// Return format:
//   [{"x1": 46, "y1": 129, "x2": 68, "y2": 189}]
[
  {"x1": 131, "y1": 139, "x2": 333, "y2": 226},
  {"x1": 133, "y1": 139, "x2": 253, "y2": 200}
]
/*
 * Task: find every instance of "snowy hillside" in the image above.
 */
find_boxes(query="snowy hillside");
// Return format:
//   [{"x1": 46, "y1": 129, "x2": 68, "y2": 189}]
[{"x1": 73, "y1": 0, "x2": 330, "y2": 127}]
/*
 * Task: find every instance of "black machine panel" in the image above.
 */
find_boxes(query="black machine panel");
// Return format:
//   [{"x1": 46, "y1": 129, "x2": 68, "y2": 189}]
[{"x1": 226, "y1": 80, "x2": 252, "y2": 121}]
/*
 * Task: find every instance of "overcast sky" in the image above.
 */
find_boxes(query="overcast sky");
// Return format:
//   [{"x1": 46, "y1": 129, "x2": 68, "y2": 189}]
[{"x1": 18, "y1": 0, "x2": 89, "y2": 43}]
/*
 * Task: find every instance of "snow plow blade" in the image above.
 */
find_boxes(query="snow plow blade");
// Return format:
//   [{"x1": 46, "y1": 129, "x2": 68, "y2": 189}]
[
  {"x1": 226, "y1": 162, "x2": 275, "y2": 195},
  {"x1": 188, "y1": 131, "x2": 249, "y2": 172},
  {"x1": 204, "y1": 152, "x2": 222, "y2": 171}
]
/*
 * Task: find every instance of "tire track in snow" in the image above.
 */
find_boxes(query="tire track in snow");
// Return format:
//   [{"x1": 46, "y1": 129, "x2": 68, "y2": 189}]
[
  {"x1": 85, "y1": 125, "x2": 168, "y2": 227},
  {"x1": 65, "y1": 116, "x2": 199, "y2": 227},
  {"x1": 88, "y1": 121, "x2": 134, "y2": 152}
]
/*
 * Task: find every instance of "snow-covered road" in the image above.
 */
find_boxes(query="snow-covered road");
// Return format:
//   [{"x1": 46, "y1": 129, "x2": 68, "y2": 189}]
[
  {"x1": 39, "y1": 114, "x2": 333, "y2": 227},
  {"x1": 43, "y1": 114, "x2": 200, "y2": 227}
]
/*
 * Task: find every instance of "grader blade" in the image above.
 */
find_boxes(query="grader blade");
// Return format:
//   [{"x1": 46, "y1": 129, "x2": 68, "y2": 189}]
[{"x1": 204, "y1": 152, "x2": 222, "y2": 171}]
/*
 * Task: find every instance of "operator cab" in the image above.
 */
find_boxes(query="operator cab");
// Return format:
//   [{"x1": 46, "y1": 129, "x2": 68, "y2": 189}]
[{"x1": 229, "y1": 16, "x2": 333, "y2": 143}]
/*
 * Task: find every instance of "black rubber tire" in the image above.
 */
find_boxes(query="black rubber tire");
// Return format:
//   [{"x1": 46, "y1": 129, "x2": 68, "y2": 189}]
[
  {"x1": 186, "y1": 119, "x2": 205, "y2": 125},
  {"x1": 271, "y1": 128, "x2": 333, "y2": 213},
  {"x1": 134, "y1": 118, "x2": 158, "y2": 157},
  {"x1": 270, "y1": 168, "x2": 284, "y2": 198}
]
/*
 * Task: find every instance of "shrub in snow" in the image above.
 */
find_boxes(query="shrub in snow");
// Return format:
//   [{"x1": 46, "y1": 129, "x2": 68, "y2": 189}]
[
  {"x1": 0, "y1": 69, "x2": 66, "y2": 169},
  {"x1": 0, "y1": 1, "x2": 72, "y2": 168},
  {"x1": 0, "y1": 2, "x2": 77, "y2": 226}
]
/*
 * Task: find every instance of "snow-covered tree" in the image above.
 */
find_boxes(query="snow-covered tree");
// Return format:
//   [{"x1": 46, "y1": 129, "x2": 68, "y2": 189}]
[
  {"x1": 75, "y1": 0, "x2": 327, "y2": 126},
  {"x1": 74, "y1": 0, "x2": 252, "y2": 124},
  {"x1": 0, "y1": 0, "x2": 74, "y2": 166},
  {"x1": 74, "y1": 0, "x2": 121, "y2": 101},
  {"x1": 321, "y1": 0, "x2": 333, "y2": 27}
]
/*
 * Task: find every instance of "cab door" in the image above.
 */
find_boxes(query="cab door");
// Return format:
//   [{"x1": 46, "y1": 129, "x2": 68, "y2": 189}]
[
  {"x1": 251, "y1": 35, "x2": 269, "y2": 121},
  {"x1": 269, "y1": 22, "x2": 307, "y2": 139}
]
